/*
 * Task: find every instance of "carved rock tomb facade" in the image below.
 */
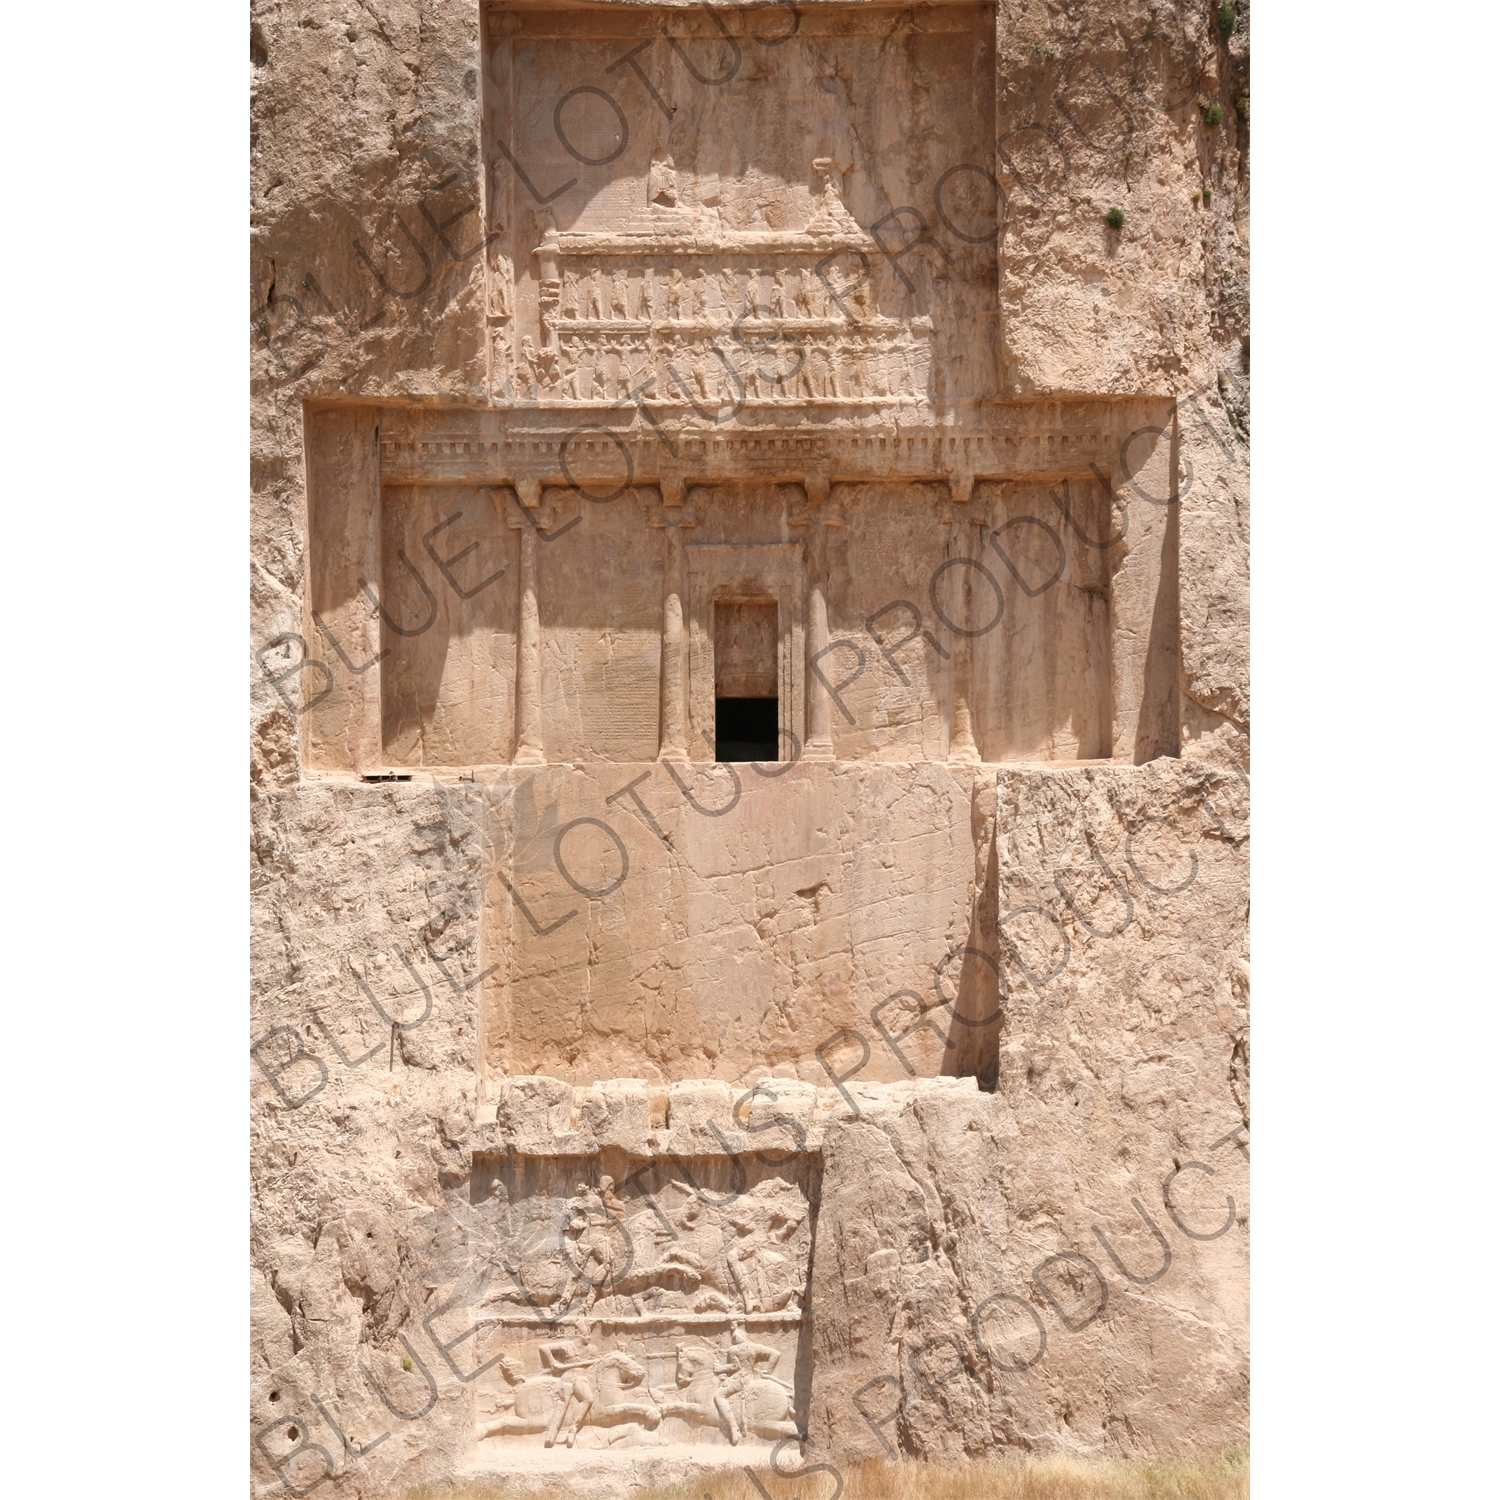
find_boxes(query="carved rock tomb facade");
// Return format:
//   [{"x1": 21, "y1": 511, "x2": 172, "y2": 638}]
[{"x1": 250, "y1": 1, "x2": 1250, "y2": 1494}]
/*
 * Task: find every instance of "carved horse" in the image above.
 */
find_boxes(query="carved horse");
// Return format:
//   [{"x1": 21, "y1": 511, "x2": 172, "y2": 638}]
[
  {"x1": 657, "y1": 1343, "x2": 802, "y2": 1444},
  {"x1": 561, "y1": 1351, "x2": 661, "y2": 1446},
  {"x1": 739, "y1": 1374, "x2": 802, "y2": 1441},
  {"x1": 656, "y1": 1344, "x2": 725, "y2": 1433}
]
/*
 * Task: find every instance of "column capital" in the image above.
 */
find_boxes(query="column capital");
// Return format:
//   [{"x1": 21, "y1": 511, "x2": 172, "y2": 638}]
[
  {"x1": 948, "y1": 471, "x2": 976, "y2": 506},
  {"x1": 647, "y1": 511, "x2": 697, "y2": 533},
  {"x1": 506, "y1": 500, "x2": 562, "y2": 533}
]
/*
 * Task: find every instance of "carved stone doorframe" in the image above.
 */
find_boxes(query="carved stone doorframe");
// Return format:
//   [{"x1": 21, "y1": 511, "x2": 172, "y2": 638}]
[{"x1": 685, "y1": 544, "x2": 806, "y2": 762}]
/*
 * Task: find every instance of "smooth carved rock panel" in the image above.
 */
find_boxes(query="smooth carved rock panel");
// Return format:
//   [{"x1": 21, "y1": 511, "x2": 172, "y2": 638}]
[
  {"x1": 469, "y1": 1158, "x2": 813, "y2": 1452},
  {"x1": 482, "y1": 3, "x2": 998, "y2": 410},
  {"x1": 379, "y1": 484, "x2": 519, "y2": 768},
  {"x1": 973, "y1": 478, "x2": 1113, "y2": 763},
  {"x1": 537, "y1": 489, "x2": 666, "y2": 764},
  {"x1": 473, "y1": 763, "x2": 988, "y2": 1085}
]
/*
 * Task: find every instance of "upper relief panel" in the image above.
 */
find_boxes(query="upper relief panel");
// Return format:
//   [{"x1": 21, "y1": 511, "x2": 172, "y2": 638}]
[{"x1": 481, "y1": 2, "x2": 998, "y2": 414}]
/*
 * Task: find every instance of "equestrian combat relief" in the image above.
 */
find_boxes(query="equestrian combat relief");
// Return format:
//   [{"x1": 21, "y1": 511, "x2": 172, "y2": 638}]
[{"x1": 470, "y1": 1166, "x2": 812, "y2": 1450}]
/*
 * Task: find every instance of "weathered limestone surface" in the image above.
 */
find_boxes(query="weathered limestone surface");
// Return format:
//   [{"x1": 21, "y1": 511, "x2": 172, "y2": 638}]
[
  {"x1": 251, "y1": 2, "x2": 1249, "y2": 1494},
  {"x1": 807, "y1": 1083, "x2": 1248, "y2": 1462}
]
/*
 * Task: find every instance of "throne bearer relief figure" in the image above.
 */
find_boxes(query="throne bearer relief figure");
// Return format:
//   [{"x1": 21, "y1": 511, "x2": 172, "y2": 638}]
[{"x1": 488, "y1": 249, "x2": 513, "y2": 321}]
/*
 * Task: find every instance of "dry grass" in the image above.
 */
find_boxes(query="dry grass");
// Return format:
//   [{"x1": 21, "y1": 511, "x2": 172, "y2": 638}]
[{"x1": 404, "y1": 1448, "x2": 1247, "y2": 1500}]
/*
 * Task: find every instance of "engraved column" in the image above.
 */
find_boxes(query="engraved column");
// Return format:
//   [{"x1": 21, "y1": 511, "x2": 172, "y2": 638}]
[
  {"x1": 947, "y1": 474, "x2": 982, "y2": 764},
  {"x1": 803, "y1": 475, "x2": 835, "y2": 761},
  {"x1": 655, "y1": 478, "x2": 692, "y2": 761},
  {"x1": 510, "y1": 479, "x2": 546, "y2": 765}
]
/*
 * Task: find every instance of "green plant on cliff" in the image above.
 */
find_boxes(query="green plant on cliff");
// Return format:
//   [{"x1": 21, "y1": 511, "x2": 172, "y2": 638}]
[
  {"x1": 1203, "y1": 101, "x2": 1224, "y2": 127},
  {"x1": 1218, "y1": 4, "x2": 1237, "y2": 38},
  {"x1": 1106, "y1": 206, "x2": 1125, "y2": 229}
]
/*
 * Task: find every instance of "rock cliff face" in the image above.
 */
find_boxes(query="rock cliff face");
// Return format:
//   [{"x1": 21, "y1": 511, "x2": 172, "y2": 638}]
[{"x1": 251, "y1": 2, "x2": 1248, "y2": 1494}]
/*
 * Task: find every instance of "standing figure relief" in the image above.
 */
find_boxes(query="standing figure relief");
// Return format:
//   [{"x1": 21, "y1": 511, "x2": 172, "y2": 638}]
[
  {"x1": 517, "y1": 335, "x2": 539, "y2": 399},
  {"x1": 559, "y1": 339, "x2": 583, "y2": 402},
  {"x1": 488, "y1": 250, "x2": 513, "y2": 321}
]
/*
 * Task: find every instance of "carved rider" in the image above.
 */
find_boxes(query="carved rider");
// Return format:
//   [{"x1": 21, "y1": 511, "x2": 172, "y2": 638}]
[
  {"x1": 712, "y1": 1318, "x2": 783, "y2": 1445},
  {"x1": 538, "y1": 1324, "x2": 598, "y2": 1448},
  {"x1": 598, "y1": 1173, "x2": 627, "y2": 1218}
]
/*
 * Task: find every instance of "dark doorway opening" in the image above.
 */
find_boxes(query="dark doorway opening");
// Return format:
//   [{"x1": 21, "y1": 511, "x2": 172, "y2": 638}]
[
  {"x1": 714, "y1": 599, "x2": 778, "y2": 762},
  {"x1": 715, "y1": 697, "x2": 779, "y2": 761}
]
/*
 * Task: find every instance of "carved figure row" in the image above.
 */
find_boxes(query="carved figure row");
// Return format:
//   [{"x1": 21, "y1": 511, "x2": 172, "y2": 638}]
[
  {"x1": 547, "y1": 263, "x2": 873, "y2": 324},
  {"x1": 489, "y1": 254, "x2": 886, "y2": 328},
  {"x1": 506, "y1": 331, "x2": 929, "y2": 404},
  {"x1": 477, "y1": 1319, "x2": 801, "y2": 1449}
]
